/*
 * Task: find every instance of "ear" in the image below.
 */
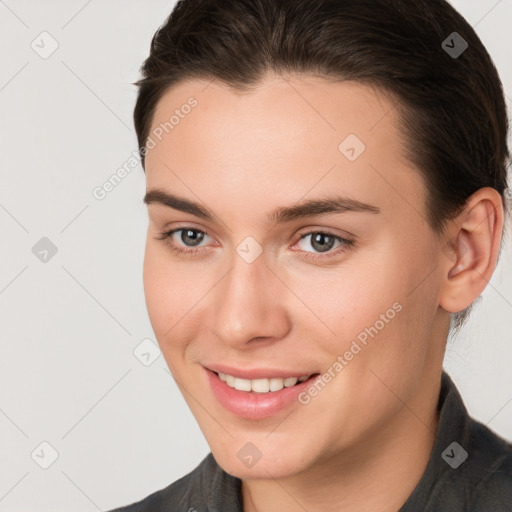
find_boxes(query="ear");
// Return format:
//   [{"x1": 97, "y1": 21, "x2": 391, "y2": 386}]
[{"x1": 439, "y1": 187, "x2": 504, "y2": 314}]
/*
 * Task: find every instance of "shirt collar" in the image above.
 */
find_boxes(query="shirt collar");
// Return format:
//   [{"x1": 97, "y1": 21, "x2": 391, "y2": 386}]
[{"x1": 399, "y1": 370, "x2": 471, "y2": 510}]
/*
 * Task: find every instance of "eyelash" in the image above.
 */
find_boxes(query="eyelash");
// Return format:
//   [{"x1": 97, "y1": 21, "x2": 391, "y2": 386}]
[{"x1": 155, "y1": 226, "x2": 355, "y2": 261}]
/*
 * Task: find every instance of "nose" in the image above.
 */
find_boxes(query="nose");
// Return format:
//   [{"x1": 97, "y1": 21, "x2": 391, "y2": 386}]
[{"x1": 209, "y1": 250, "x2": 292, "y2": 350}]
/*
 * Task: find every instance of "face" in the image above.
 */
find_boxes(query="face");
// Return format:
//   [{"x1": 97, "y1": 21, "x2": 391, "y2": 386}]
[{"x1": 142, "y1": 74, "x2": 449, "y2": 480}]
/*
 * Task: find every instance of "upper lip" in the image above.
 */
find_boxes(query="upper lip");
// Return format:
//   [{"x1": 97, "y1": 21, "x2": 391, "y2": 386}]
[{"x1": 205, "y1": 364, "x2": 317, "y2": 380}]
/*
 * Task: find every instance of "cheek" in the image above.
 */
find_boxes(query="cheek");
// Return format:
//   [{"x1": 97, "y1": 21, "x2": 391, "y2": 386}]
[
  {"x1": 301, "y1": 245, "x2": 432, "y2": 365},
  {"x1": 142, "y1": 239, "x2": 216, "y2": 361},
  {"x1": 286, "y1": 254, "x2": 402, "y2": 339},
  {"x1": 143, "y1": 241, "x2": 192, "y2": 343}
]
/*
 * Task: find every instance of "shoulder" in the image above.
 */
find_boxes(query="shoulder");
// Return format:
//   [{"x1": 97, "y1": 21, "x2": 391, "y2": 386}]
[
  {"x1": 106, "y1": 453, "x2": 234, "y2": 512},
  {"x1": 402, "y1": 372, "x2": 512, "y2": 511},
  {"x1": 466, "y1": 418, "x2": 512, "y2": 509}
]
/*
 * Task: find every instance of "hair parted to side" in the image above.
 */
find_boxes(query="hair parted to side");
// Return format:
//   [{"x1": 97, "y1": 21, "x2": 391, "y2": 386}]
[{"x1": 133, "y1": 0, "x2": 510, "y2": 334}]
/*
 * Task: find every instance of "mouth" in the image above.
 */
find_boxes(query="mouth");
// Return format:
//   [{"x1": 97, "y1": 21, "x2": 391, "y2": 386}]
[
  {"x1": 205, "y1": 368, "x2": 321, "y2": 419},
  {"x1": 216, "y1": 371, "x2": 317, "y2": 393}
]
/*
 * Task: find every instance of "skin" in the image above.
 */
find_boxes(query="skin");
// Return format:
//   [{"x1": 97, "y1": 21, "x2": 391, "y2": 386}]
[{"x1": 141, "y1": 73, "x2": 504, "y2": 511}]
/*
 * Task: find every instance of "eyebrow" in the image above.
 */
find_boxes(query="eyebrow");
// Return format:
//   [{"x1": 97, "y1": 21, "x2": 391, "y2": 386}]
[{"x1": 143, "y1": 188, "x2": 381, "y2": 224}]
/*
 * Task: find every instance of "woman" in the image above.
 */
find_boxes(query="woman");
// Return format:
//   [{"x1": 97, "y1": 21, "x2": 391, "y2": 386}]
[{"x1": 110, "y1": 0, "x2": 512, "y2": 510}]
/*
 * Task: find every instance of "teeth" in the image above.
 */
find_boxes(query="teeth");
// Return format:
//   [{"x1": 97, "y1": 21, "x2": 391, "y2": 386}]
[
  {"x1": 218, "y1": 373, "x2": 311, "y2": 393},
  {"x1": 251, "y1": 378, "x2": 270, "y2": 393},
  {"x1": 269, "y1": 378, "x2": 284, "y2": 392},
  {"x1": 234, "y1": 378, "x2": 252, "y2": 391}
]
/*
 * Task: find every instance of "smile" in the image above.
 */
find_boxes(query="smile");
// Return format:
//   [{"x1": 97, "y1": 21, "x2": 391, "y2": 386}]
[
  {"x1": 205, "y1": 367, "x2": 320, "y2": 419},
  {"x1": 218, "y1": 372, "x2": 311, "y2": 393}
]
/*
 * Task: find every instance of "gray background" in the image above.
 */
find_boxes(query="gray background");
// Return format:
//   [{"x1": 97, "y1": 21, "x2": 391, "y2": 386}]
[{"x1": 0, "y1": 1, "x2": 511, "y2": 510}]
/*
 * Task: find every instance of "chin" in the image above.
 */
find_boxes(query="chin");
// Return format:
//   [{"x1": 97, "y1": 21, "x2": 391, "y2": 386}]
[{"x1": 210, "y1": 439, "x2": 315, "y2": 481}]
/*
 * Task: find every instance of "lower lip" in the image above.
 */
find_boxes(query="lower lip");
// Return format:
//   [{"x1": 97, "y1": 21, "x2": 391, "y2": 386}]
[{"x1": 206, "y1": 368, "x2": 319, "y2": 420}]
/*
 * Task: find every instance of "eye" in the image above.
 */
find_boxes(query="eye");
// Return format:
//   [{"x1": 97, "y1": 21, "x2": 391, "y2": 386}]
[
  {"x1": 294, "y1": 230, "x2": 354, "y2": 260},
  {"x1": 156, "y1": 227, "x2": 212, "y2": 256},
  {"x1": 156, "y1": 226, "x2": 355, "y2": 260}
]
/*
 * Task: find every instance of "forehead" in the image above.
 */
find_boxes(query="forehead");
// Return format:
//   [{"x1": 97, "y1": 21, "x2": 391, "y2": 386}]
[
  {"x1": 144, "y1": 74, "x2": 426, "y2": 225},
  {"x1": 148, "y1": 74, "x2": 399, "y2": 145}
]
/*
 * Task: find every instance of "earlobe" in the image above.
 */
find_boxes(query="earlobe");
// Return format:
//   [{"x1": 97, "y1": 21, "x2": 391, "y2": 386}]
[{"x1": 439, "y1": 188, "x2": 504, "y2": 314}]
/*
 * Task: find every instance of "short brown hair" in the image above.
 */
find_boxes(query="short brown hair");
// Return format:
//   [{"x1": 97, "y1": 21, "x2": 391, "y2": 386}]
[{"x1": 133, "y1": 0, "x2": 510, "y2": 332}]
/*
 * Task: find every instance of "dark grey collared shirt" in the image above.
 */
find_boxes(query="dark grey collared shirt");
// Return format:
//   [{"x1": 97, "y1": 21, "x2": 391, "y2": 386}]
[{"x1": 109, "y1": 371, "x2": 512, "y2": 511}]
